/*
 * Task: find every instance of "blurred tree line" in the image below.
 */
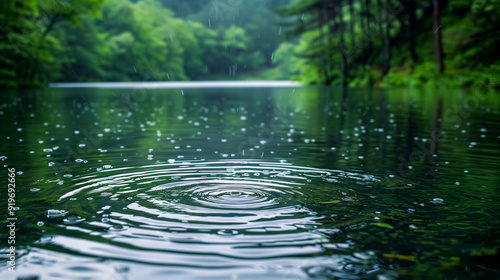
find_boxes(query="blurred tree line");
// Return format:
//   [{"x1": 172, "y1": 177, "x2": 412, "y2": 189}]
[
  {"x1": 0, "y1": 0, "x2": 290, "y2": 88},
  {"x1": 1, "y1": 0, "x2": 498, "y2": 88},
  {"x1": 276, "y1": 0, "x2": 500, "y2": 87}
]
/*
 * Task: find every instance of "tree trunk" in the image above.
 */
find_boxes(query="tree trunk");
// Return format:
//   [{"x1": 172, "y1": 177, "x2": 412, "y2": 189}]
[
  {"x1": 382, "y1": 0, "x2": 391, "y2": 76},
  {"x1": 408, "y1": 0, "x2": 418, "y2": 63},
  {"x1": 349, "y1": 0, "x2": 355, "y2": 47},
  {"x1": 322, "y1": 0, "x2": 334, "y2": 83},
  {"x1": 317, "y1": 6, "x2": 329, "y2": 83},
  {"x1": 364, "y1": 0, "x2": 373, "y2": 64},
  {"x1": 338, "y1": 1, "x2": 348, "y2": 85},
  {"x1": 433, "y1": 0, "x2": 444, "y2": 73}
]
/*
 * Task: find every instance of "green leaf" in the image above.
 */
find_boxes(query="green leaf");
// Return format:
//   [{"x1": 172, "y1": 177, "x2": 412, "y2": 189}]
[
  {"x1": 371, "y1": 223, "x2": 394, "y2": 229},
  {"x1": 320, "y1": 200, "x2": 341, "y2": 204}
]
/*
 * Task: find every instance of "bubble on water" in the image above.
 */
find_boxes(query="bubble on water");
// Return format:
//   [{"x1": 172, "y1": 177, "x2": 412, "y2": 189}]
[
  {"x1": 30, "y1": 188, "x2": 40, "y2": 192},
  {"x1": 47, "y1": 209, "x2": 68, "y2": 218},
  {"x1": 74, "y1": 130, "x2": 80, "y2": 134},
  {"x1": 168, "y1": 159, "x2": 175, "y2": 164},
  {"x1": 63, "y1": 216, "x2": 86, "y2": 224},
  {"x1": 108, "y1": 225, "x2": 128, "y2": 232},
  {"x1": 431, "y1": 198, "x2": 444, "y2": 204}
]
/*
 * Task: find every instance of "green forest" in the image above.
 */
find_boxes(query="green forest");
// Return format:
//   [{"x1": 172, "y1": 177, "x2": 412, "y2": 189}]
[{"x1": 1, "y1": 0, "x2": 499, "y2": 88}]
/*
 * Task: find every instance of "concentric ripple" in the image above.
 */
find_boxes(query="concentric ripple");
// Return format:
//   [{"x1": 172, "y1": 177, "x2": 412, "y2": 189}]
[{"x1": 24, "y1": 160, "x2": 392, "y2": 279}]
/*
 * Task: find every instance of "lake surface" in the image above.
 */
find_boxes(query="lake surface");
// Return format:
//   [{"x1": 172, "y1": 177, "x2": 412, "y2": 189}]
[{"x1": 1, "y1": 84, "x2": 499, "y2": 280}]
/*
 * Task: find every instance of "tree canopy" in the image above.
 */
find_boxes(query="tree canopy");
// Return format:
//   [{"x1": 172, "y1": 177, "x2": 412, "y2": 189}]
[
  {"x1": 1, "y1": 0, "x2": 498, "y2": 88},
  {"x1": 277, "y1": 0, "x2": 500, "y2": 87}
]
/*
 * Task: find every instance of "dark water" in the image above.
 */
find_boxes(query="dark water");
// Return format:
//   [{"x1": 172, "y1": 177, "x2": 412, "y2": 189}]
[{"x1": 1, "y1": 85, "x2": 499, "y2": 280}]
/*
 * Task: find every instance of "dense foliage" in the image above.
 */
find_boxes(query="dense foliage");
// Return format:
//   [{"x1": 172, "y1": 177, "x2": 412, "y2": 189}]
[
  {"x1": 0, "y1": 0, "x2": 290, "y2": 87},
  {"x1": 277, "y1": 0, "x2": 500, "y2": 87},
  {"x1": 1, "y1": 0, "x2": 499, "y2": 88}
]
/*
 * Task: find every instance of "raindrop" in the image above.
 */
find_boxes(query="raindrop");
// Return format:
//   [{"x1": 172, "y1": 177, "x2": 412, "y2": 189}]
[
  {"x1": 431, "y1": 198, "x2": 444, "y2": 204},
  {"x1": 47, "y1": 209, "x2": 68, "y2": 218},
  {"x1": 63, "y1": 216, "x2": 86, "y2": 224}
]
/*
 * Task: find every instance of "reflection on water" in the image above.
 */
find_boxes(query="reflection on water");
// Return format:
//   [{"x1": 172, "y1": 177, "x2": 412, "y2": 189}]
[
  {"x1": 49, "y1": 81, "x2": 301, "y2": 88},
  {"x1": 0, "y1": 85, "x2": 499, "y2": 279}
]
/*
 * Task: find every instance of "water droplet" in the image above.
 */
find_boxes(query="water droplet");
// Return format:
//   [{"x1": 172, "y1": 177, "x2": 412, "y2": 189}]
[
  {"x1": 47, "y1": 209, "x2": 68, "y2": 218},
  {"x1": 63, "y1": 216, "x2": 86, "y2": 224},
  {"x1": 431, "y1": 198, "x2": 444, "y2": 204}
]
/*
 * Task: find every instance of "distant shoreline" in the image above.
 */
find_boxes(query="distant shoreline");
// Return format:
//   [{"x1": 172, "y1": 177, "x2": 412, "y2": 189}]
[{"x1": 49, "y1": 81, "x2": 302, "y2": 89}]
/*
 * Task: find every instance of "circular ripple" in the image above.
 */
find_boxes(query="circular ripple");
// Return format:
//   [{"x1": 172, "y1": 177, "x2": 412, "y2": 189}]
[
  {"x1": 41, "y1": 160, "x2": 382, "y2": 272},
  {"x1": 191, "y1": 183, "x2": 279, "y2": 209},
  {"x1": 152, "y1": 179, "x2": 298, "y2": 211}
]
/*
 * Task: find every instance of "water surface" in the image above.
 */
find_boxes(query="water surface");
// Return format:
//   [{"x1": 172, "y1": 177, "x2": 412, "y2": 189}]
[{"x1": 0, "y1": 85, "x2": 499, "y2": 279}]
